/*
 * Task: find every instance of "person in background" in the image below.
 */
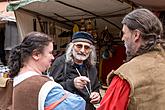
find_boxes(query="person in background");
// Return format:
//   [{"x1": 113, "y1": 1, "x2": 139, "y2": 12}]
[
  {"x1": 97, "y1": 8, "x2": 165, "y2": 110},
  {"x1": 50, "y1": 31, "x2": 101, "y2": 110},
  {"x1": 8, "y1": 32, "x2": 86, "y2": 110}
]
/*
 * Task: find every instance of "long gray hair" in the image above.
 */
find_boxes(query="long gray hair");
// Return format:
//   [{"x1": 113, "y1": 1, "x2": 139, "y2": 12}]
[{"x1": 65, "y1": 42, "x2": 97, "y2": 66}]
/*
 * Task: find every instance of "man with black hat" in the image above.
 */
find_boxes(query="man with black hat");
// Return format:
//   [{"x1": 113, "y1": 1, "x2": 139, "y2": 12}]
[{"x1": 50, "y1": 31, "x2": 101, "y2": 110}]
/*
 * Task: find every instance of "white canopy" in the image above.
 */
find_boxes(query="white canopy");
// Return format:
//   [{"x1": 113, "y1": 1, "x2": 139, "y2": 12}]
[
  {"x1": 7, "y1": 0, "x2": 165, "y2": 39},
  {"x1": 7, "y1": 0, "x2": 132, "y2": 36}
]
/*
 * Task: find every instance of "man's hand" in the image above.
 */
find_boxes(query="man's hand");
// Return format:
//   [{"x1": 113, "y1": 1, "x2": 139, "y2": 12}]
[
  {"x1": 90, "y1": 92, "x2": 100, "y2": 104},
  {"x1": 74, "y1": 76, "x2": 90, "y2": 90}
]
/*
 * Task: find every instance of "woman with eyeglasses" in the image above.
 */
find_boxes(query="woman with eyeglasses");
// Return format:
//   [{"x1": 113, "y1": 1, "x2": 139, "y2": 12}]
[
  {"x1": 8, "y1": 32, "x2": 86, "y2": 110},
  {"x1": 50, "y1": 31, "x2": 101, "y2": 110}
]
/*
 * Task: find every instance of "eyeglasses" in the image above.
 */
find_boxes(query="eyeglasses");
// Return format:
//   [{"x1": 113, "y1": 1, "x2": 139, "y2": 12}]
[{"x1": 74, "y1": 44, "x2": 91, "y2": 50}]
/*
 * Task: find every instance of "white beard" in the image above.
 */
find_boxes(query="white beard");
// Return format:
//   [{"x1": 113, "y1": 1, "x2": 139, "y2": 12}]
[{"x1": 72, "y1": 49, "x2": 90, "y2": 61}]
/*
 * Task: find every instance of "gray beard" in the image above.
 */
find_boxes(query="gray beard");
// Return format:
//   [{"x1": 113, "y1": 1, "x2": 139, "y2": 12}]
[{"x1": 72, "y1": 49, "x2": 89, "y2": 61}]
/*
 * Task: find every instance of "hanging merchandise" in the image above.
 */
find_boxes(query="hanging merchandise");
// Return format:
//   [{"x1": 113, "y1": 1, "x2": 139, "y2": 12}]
[
  {"x1": 102, "y1": 49, "x2": 110, "y2": 59},
  {"x1": 73, "y1": 24, "x2": 79, "y2": 33},
  {"x1": 86, "y1": 19, "x2": 93, "y2": 34},
  {"x1": 80, "y1": 17, "x2": 85, "y2": 31},
  {"x1": 100, "y1": 26, "x2": 113, "y2": 44},
  {"x1": 92, "y1": 30, "x2": 98, "y2": 43}
]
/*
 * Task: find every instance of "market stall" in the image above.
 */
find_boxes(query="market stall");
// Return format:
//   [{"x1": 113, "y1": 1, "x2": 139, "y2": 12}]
[{"x1": 7, "y1": 0, "x2": 165, "y2": 85}]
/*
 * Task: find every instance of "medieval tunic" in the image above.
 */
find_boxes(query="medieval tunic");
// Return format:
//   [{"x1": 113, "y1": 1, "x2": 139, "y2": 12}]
[
  {"x1": 13, "y1": 71, "x2": 86, "y2": 110},
  {"x1": 98, "y1": 46, "x2": 165, "y2": 110}
]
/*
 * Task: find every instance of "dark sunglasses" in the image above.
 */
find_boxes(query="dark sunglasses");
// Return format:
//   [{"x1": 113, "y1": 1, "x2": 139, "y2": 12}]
[{"x1": 75, "y1": 44, "x2": 91, "y2": 50}]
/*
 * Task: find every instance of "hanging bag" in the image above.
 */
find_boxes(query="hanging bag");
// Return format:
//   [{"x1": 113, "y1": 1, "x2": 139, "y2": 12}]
[{"x1": 0, "y1": 77, "x2": 13, "y2": 110}]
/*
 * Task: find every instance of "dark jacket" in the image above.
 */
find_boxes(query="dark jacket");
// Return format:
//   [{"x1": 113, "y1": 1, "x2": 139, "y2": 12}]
[{"x1": 50, "y1": 54, "x2": 100, "y2": 110}]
